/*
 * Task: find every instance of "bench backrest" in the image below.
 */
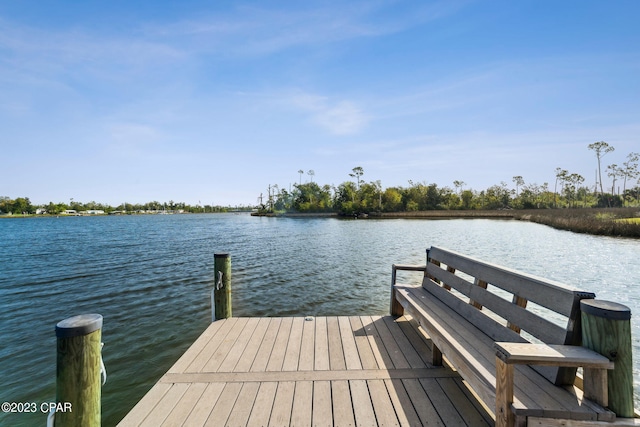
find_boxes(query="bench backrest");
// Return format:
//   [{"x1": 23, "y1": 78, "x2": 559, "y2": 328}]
[{"x1": 423, "y1": 246, "x2": 596, "y2": 385}]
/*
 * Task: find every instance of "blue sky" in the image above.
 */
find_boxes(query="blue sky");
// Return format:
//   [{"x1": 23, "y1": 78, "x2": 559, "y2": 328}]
[{"x1": 2, "y1": 1, "x2": 639, "y2": 206}]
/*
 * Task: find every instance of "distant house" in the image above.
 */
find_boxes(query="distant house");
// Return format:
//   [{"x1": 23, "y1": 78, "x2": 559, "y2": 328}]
[
  {"x1": 36, "y1": 208, "x2": 47, "y2": 215},
  {"x1": 85, "y1": 210, "x2": 105, "y2": 215},
  {"x1": 63, "y1": 210, "x2": 77, "y2": 215}
]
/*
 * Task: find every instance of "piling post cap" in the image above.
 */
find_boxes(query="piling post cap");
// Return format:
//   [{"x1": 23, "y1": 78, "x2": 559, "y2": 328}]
[
  {"x1": 56, "y1": 314, "x2": 103, "y2": 338},
  {"x1": 214, "y1": 253, "x2": 230, "y2": 258},
  {"x1": 580, "y1": 300, "x2": 631, "y2": 320}
]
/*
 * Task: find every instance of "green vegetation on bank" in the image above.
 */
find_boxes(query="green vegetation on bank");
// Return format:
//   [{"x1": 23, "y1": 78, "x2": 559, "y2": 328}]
[
  {"x1": 257, "y1": 142, "x2": 639, "y2": 216},
  {"x1": 0, "y1": 197, "x2": 250, "y2": 216}
]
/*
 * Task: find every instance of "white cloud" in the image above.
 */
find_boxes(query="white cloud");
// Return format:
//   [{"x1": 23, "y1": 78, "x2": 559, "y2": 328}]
[
  {"x1": 139, "y1": 1, "x2": 462, "y2": 57},
  {"x1": 288, "y1": 92, "x2": 369, "y2": 135}
]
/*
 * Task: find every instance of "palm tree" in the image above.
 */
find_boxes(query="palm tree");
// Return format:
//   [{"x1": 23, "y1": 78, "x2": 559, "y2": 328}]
[
  {"x1": 622, "y1": 152, "x2": 639, "y2": 197},
  {"x1": 349, "y1": 166, "x2": 364, "y2": 190},
  {"x1": 588, "y1": 141, "x2": 615, "y2": 195},
  {"x1": 512, "y1": 176, "x2": 524, "y2": 197}
]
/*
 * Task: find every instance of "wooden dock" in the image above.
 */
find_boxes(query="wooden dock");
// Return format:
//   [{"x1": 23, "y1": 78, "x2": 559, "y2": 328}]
[{"x1": 118, "y1": 315, "x2": 493, "y2": 426}]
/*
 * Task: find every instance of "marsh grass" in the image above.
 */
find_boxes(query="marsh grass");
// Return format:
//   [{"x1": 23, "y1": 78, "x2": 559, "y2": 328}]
[{"x1": 515, "y1": 208, "x2": 640, "y2": 238}]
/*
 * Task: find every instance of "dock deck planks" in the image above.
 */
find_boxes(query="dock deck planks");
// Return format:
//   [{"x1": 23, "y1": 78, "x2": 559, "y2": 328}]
[{"x1": 118, "y1": 316, "x2": 493, "y2": 426}]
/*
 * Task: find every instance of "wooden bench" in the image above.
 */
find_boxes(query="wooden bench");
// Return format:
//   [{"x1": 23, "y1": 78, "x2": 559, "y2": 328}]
[{"x1": 391, "y1": 246, "x2": 616, "y2": 427}]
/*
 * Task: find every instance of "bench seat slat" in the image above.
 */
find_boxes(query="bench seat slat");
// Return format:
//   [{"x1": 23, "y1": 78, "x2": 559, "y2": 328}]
[
  {"x1": 395, "y1": 285, "x2": 614, "y2": 422},
  {"x1": 400, "y1": 285, "x2": 610, "y2": 420},
  {"x1": 428, "y1": 247, "x2": 595, "y2": 316},
  {"x1": 397, "y1": 287, "x2": 554, "y2": 414},
  {"x1": 426, "y1": 265, "x2": 568, "y2": 344}
]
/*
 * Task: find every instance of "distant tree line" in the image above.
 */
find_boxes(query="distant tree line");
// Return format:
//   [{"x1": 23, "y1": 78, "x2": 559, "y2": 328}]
[
  {"x1": 259, "y1": 142, "x2": 640, "y2": 215},
  {"x1": 0, "y1": 197, "x2": 246, "y2": 215}
]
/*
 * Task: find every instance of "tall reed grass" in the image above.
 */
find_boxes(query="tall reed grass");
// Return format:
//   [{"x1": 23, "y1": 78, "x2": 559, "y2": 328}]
[{"x1": 515, "y1": 208, "x2": 640, "y2": 238}]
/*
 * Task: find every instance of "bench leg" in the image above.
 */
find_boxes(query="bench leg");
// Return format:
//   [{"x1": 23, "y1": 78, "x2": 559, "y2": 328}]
[
  {"x1": 496, "y1": 357, "x2": 515, "y2": 427},
  {"x1": 583, "y1": 367, "x2": 608, "y2": 408},
  {"x1": 432, "y1": 344, "x2": 443, "y2": 366},
  {"x1": 391, "y1": 290, "x2": 404, "y2": 317}
]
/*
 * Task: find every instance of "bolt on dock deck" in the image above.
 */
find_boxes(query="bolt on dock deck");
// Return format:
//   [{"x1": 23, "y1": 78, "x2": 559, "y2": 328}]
[{"x1": 118, "y1": 315, "x2": 493, "y2": 426}]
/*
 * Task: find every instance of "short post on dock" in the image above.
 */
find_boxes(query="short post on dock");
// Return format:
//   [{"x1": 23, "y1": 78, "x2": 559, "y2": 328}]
[
  {"x1": 213, "y1": 253, "x2": 232, "y2": 320},
  {"x1": 55, "y1": 313, "x2": 103, "y2": 427},
  {"x1": 581, "y1": 299, "x2": 634, "y2": 417}
]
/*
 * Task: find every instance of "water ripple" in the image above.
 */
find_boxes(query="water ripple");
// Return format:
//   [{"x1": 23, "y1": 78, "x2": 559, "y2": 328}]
[{"x1": 1, "y1": 214, "x2": 639, "y2": 426}]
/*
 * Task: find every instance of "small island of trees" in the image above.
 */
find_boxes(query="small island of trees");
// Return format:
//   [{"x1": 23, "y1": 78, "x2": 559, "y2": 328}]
[
  {"x1": 255, "y1": 142, "x2": 640, "y2": 237},
  {"x1": 258, "y1": 142, "x2": 639, "y2": 215}
]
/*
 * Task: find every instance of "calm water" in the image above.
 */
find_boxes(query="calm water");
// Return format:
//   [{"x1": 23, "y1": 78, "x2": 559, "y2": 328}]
[{"x1": 1, "y1": 214, "x2": 639, "y2": 426}]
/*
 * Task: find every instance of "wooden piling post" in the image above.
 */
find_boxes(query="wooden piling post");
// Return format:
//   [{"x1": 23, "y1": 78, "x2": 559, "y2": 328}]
[
  {"x1": 580, "y1": 299, "x2": 633, "y2": 417},
  {"x1": 214, "y1": 253, "x2": 232, "y2": 320},
  {"x1": 55, "y1": 313, "x2": 103, "y2": 427}
]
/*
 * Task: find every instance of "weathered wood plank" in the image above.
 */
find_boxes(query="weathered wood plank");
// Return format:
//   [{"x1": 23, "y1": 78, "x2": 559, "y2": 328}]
[
  {"x1": 204, "y1": 382, "x2": 242, "y2": 426},
  {"x1": 394, "y1": 315, "x2": 433, "y2": 367},
  {"x1": 233, "y1": 317, "x2": 271, "y2": 372},
  {"x1": 331, "y1": 380, "x2": 356, "y2": 427},
  {"x1": 382, "y1": 315, "x2": 427, "y2": 369},
  {"x1": 168, "y1": 320, "x2": 226, "y2": 374},
  {"x1": 370, "y1": 315, "x2": 411, "y2": 369},
  {"x1": 398, "y1": 285, "x2": 607, "y2": 420},
  {"x1": 437, "y1": 377, "x2": 492, "y2": 427},
  {"x1": 117, "y1": 382, "x2": 172, "y2": 427},
  {"x1": 528, "y1": 417, "x2": 640, "y2": 426},
  {"x1": 181, "y1": 382, "x2": 225, "y2": 426},
  {"x1": 452, "y1": 377, "x2": 495, "y2": 426},
  {"x1": 495, "y1": 342, "x2": 614, "y2": 368},
  {"x1": 426, "y1": 263, "x2": 568, "y2": 344},
  {"x1": 401, "y1": 378, "x2": 444, "y2": 426},
  {"x1": 350, "y1": 316, "x2": 379, "y2": 370},
  {"x1": 246, "y1": 382, "x2": 277, "y2": 427},
  {"x1": 224, "y1": 382, "x2": 260, "y2": 427},
  {"x1": 327, "y1": 316, "x2": 345, "y2": 370},
  {"x1": 143, "y1": 392, "x2": 187, "y2": 427},
  {"x1": 269, "y1": 381, "x2": 295, "y2": 427},
  {"x1": 266, "y1": 317, "x2": 294, "y2": 372},
  {"x1": 350, "y1": 380, "x2": 378, "y2": 426},
  {"x1": 420, "y1": 377, "x2": 467, "y2": 427},
  {"x1": 508, "y1": 295, "x2": 528, "y2": 333},
  {"x1": 368, "y1": 379, "x2": 400, "y2": 426},
  {"x1": 184, "y1": 318, "x2": 240, "y2": 373},
  {"x1": 312, "y1": 381, "x2": 333, "y2": 426},
  {"x1": 250, "y1": 317, "x2": 282, "y2": 372},
  {"x1": 470, "y1": 278, "x2": 489, "y2": 309},
  {"x1": 282, "y1": 317, "x2": 304, "y2": 371},
  {"x1": 361, "y1": 315, "x2": 393, "y2": 369},
  {"x1": 202, "y1": 317, "x2": 251, "y2": 372},
  {"x1": 397, "y1": 286, "x2": 559, "y2": 414},
  {"x1": 428, "y1": 246, "x2": 592, "y2": 315},
  {"x1": 298, "y1": 316, "x2": 315, "y2": 371},
  {"x1": 162, "y1": 367, "x2": 457, "y2": 383},
  {"x1": 385, "y1": 378, "x2": 422, "y2": 427},
  {"x1": 340, "y1": 316, "x2": 362, "y2": 370},
  {"x1": 218, "y1": 317, "x2": 261, "y2": 372},
  {"x1": 290, "y1": 381, "x2": 313, "y2": 426},
  {"x1": 314, "y1": 316, "x2": 330, "y2": 371},
  {"x1": 119, "y1": 316, "x2": 497, "y2": 427},
  {"x1": 160, "y1": 382, "x2": 207, "y2": 427}
]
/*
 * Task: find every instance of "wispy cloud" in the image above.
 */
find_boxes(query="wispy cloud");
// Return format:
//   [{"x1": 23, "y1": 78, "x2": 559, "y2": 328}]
[
  {"x1": 0, "y1": 18, "x2": 183, "y2": 85},
  {"x1": 288, "y1": 92, "x2": 369, "y2": 135},
  {"x1": 140, "y1": 1, "x2": 462, "y2": 57}
]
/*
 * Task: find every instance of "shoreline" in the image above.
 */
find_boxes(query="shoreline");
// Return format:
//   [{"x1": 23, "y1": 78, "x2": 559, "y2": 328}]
[{"x1": 251, "y1": 208, "x2": 640, "y2": 238}]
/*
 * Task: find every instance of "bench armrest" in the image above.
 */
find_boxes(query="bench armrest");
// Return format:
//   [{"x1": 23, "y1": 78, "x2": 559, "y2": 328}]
[
  {"x1": 495, "y1": 342, "x2": 614, "y2": 369},
  {"x1": 391, "y1": 265, "x2": 427, "y2": 316},
  {"x1": 494, "y1": 342, "x2": 614, "y2": 427},
  {"x1": 392, "y1": 264, "x2": 426, "y2": 281}
]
